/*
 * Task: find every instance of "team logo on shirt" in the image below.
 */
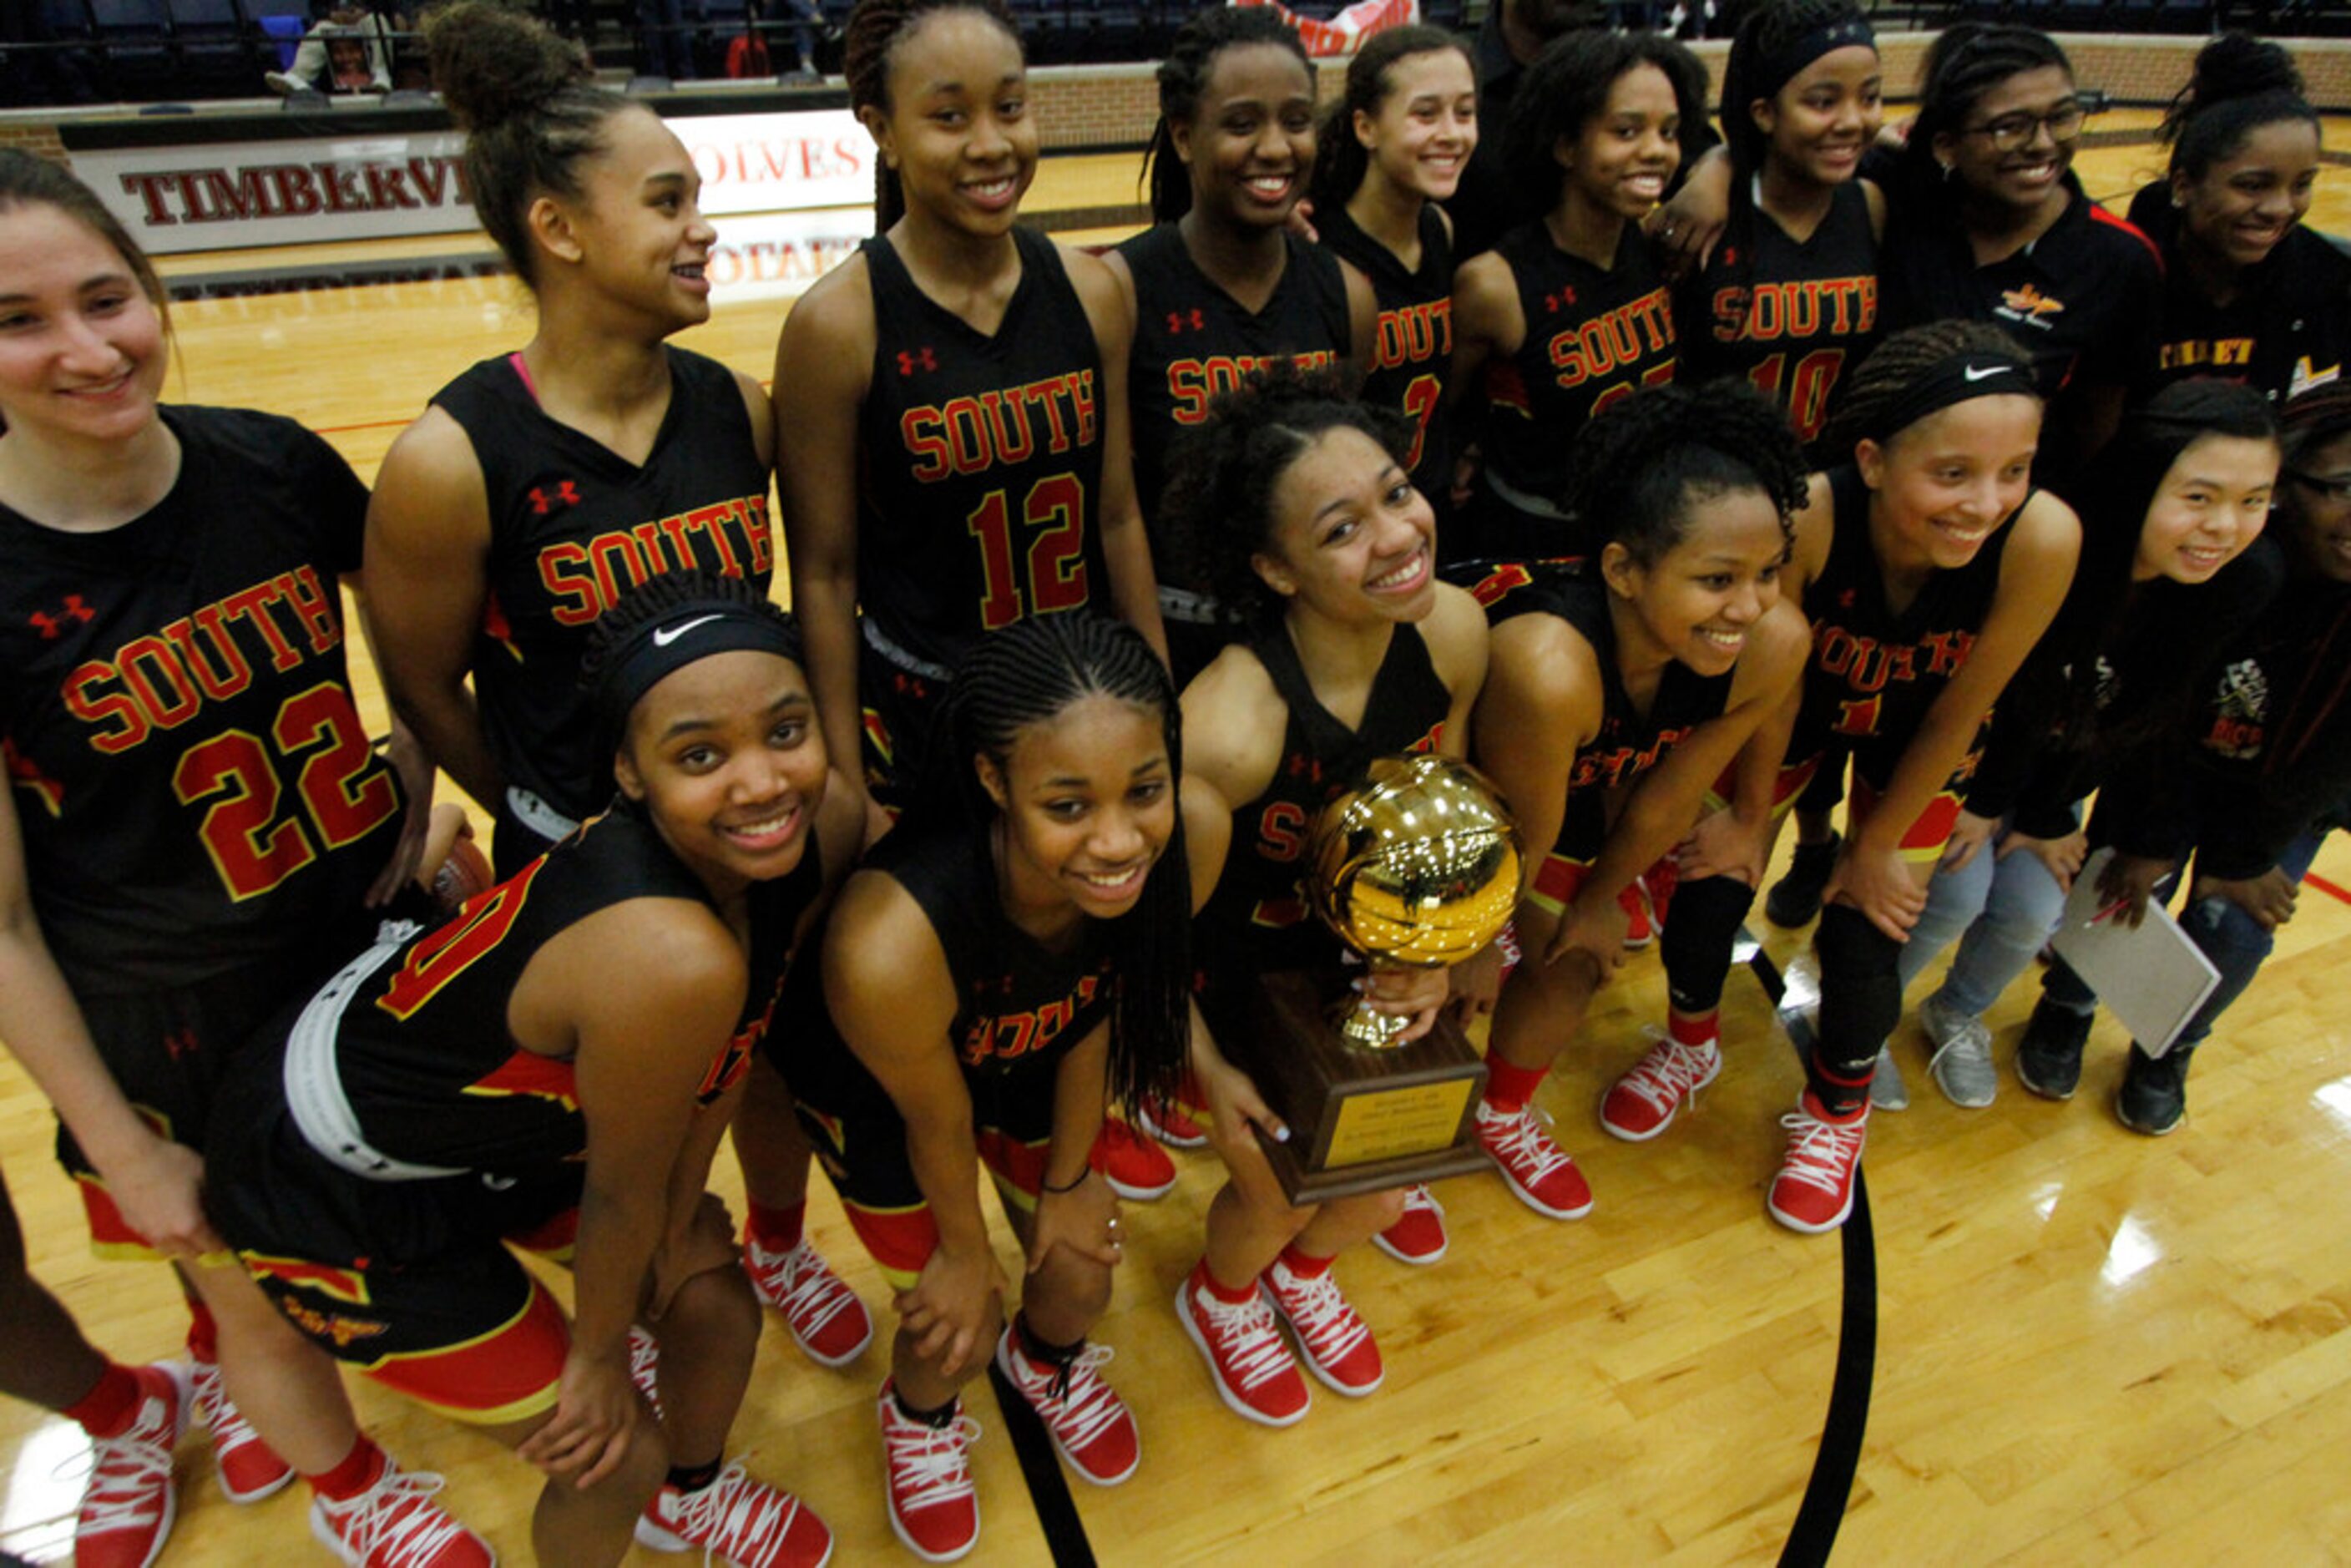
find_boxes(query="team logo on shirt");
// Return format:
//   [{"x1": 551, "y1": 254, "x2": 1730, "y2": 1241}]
[
  {"x1": 959, "y1": 971, "x2": 1105, "y2": 1067},
  {"x1": 533, "y1": 493, "x2": 774, "y2": 626},
  {"x1": 527, "y1": 481, "x2": 581, "y2": 515},
  {"x1": 2203, "y1": 657, "x2": 2268, "y2": 759},
  {"x1": 1168, "y1": 351, "x2": 1340, "y2": 422},
  {"x1": 1814, "y1": 625, "x2": 1978, "y2": 738},
  {"x1": 899, "y1": 371, "x2": 1099, "y2": 481},
  {"x1": 1995, "y1": 283, "x2": 2065, "y2": 331},
  {"x1": 897, "y1": 347, "x2": 939, "y2": 377},
  {"x1": 1545, "y1": 286, "x2": 1674, "y2": 392},
  {"x1": 28, "y1": 594, "x2": 95, "y2": 640},
  {"x1": 1574, "y1": 721, "x2": 1698, "y2": 792}
]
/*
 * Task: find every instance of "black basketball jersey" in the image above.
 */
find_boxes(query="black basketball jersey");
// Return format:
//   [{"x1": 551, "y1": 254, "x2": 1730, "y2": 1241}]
[
  {"x1": 1792, "y1": 466, "x2": 2024, "y2": 787},
  {"x1": 1457, "y1": 560, "x2": 1732, "y2": 862},
  {"x1": 1195, "y1": 623, "x2": 1452, "y2": 979},
  {"x1": 858, "y1": 228, "x2": 1111, "y2": 670},
  {"x1": 0, "y1": 406, "x2": 399, "y2": 996},
  {"x1": 1317, "y1": 202, "x2": 1457, "y2": 502},
  {"x1": 432, "y1": 347, "x2": 772, "y2": 828},
  {"x1": 282, "y1": 803, "x2": 821, "y2": 1178},
  {"x1": 1677, "y1": 181, "x2": 1879, "y2": 458},
  {"x1": 2124, "y1": 184, "x2": 2351, "y2": 407},
  {"x1": 1119, "y1": 223, "x2": 1353, "y2": 578},
  {"x1": 1481, "y1": 220, "x2": 1678, "y2": 534}
]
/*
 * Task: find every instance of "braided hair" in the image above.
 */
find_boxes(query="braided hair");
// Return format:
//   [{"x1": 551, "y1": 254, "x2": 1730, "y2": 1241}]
[
  {"x1": 1718, "y1": 0, "x2": 1873, "y2": 178},
  {"x1": 1561, "y1": 382, "x2": 1809, "y2": 568},
  {"x1": 1160, "y1": 361, "x2": 1416, "y2": 630},
  {"x1": 1503, "y1": 28, "x2": 1707, "y2": 219},
  {"x1": 426, "y1": 0, "x2": 629, "y2": 290},
  {"x1": 1140, "y1": 4, "x2": 1312, "y2": 224},
  {"x1": 1903, "y1": 23, "x2": 2072, "y2": 198},
  {"x1": 1823, "y1": 319, "x2": 2039, "y2": 461},
  {"x1": 2159, "y1": 33, "x2": 2318, "y2": 185},
  {"x1": 578, "y1": 569, "x2": 805, "y2": 763},
  {"x1": 1307, "y1": 25, "x2": 1474, "y2": 214},
  {"x1": 912, "y1": 615, "x2": 1190, "y2": 1116},
  {"x1": 843, "y1": 0, "x2": 1024, "y2": 230}
]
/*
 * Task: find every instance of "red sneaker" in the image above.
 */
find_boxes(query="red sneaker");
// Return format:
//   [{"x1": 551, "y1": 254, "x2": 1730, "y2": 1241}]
[
  {"x1": 876, "y1": 1383, "x2": 982, "y2": 1563},
  {"x1": 189, "y1": 1357, "x2": 293, "y2": 1504},
  {"x1": 1091, "y1": 1116, "x2": 1176, "y2": 1201},
  {"x1": 1263, "y1": 1261, "x2": 1383, "y2": 1397},
  {"x1": 73, "y1": 1363, "x2": 185, "y2": 1568},
  {"x1": 1368, "y1": 1184, "x2": 1448, "y2": 1266},
  {"x1": 744, "y1": 1236, "x2": 874, "y2": 1368},
  {"x1": 1175, "y1": 1272, "x2": 1310, "y2": 1427},
  {"x1": 1600, "y1": 1029, "x2": 1722, "y2": 1142},
  {"x1": 1619, "y1": 881, "x2": 1654, "y2": 948},
  {"x1": 993, "y1": 1328, "x2": 1140, "y2": 1485},
  {"x1": 1641, "y1": 858, "x2": 1679, "y2": 931},
  {"x1": 308, "y1": 1459, "x2": 494, "y2": 1568},
  {"x1": 1768, "y1": 1098, "x2": 1868, "y2": 1234},
  {"x1": 636, "y1": 1460, "x2": 833, "y2": 1568},
  {"x1": 1135, "y1": 1097, "x2": 1208, "y2": 1150},
  {"x1": 1474, "y1": 1100, "x2": 1594, "y2": 1219}
]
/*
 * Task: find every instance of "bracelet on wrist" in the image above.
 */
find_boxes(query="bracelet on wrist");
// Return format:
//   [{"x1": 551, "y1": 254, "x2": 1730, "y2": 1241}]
[{"x1": 1039, "y1": 1166, "x2": 1093, "y2": 1195}]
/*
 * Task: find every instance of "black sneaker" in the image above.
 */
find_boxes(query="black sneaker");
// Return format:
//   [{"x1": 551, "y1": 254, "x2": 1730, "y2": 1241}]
[
  {"x1": 1764, "y1": 830, "x2": 1841, "y2": 928},
  {"x1": 2116, "y1": 1044, "x2": 2192, "y2": 1136},
  {"x1": 2014, "y1": 998, "x2": 2093, "y2": 1100}
]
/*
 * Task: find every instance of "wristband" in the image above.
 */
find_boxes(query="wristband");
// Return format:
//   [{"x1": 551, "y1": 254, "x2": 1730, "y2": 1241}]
[{"x1": 1039, "y1": 1166, "x2": 1093, "y2": 1195}]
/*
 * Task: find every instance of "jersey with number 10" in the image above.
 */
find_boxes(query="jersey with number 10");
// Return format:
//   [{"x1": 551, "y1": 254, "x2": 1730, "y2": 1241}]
[{"x1": 858, "y1": 227, "x2": 1110, "y2": 672}]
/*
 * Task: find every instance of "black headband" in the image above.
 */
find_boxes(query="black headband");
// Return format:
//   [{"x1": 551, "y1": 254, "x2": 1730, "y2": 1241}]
[
  {"x1": 592, "y1": 599, "x2": 802, "y2": 757},
  {"x1": 1866, "y1": 351, "x2": 2038, "y2": 443},
  {"x1": 1749, "y1": 17, "x2": 1876, "y2": 109}
]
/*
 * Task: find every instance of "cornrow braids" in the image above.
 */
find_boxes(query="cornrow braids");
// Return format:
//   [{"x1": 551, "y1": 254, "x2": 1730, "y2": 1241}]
[
  {"x1": 2159, "y1": 33, "x2": 2316, "y2": 185},
  {"x1": 1160, "y1": 361, "x2": 1416, "y2": 630},
  {"x1": 843, "y1": 0, "x2": 1024, "y2": 230},
  {"x1": 1140, "y1": 3, "x2": 1312, "y2": 224},
  {"x1": 1901, "y1": 23, "x2": 2071, "y2": 195},
  {"x1": 1503, "y1": 29, "x2": 1708, "y2": 218},
  {"x1": 579, "y1": 569, "x2": 805, "y2": 762},
  {"x1": 914, "y1": 615, "x2": 1190, "y2": 1116},
  {"x1": 1823, "y1": 319, "x2": 2038, "y2": 461},
  {"x1": 1561, "y1": 381, "x2": 1809, "y2": 567},
  {"x1": 1718, "y1": 0, "x2": 1873, "y2": 177},
  {"x1": 1307, "y1": 25, "x2": 1473, "y2": 213},
  {"x1": 425, "y1": 0, "x2": 625, "y2": 291}
]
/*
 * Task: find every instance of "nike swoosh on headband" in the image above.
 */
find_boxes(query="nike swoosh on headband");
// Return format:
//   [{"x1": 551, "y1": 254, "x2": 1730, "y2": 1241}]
[
  {"x1": 651, "y1": 614, "x2": 725, "y2": 648},
  {"x1": 1963, "y1": 364, "x2": 2005, "y2": 382}
]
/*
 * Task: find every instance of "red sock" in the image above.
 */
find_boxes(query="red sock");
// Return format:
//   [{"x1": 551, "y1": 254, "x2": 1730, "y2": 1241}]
[
  {"x1": 1802, "y1": 1084, "x2": 1869, "y2": 1126},
  {"x1": 1275, "y1": 1244, "x2": 1333, "y2": 1280},
  {"x1": 1192, "y1": 1259, "x2": 1256, "y2": 1306},
  {"x1": 1668, "y1": 1010, "x2": 1718, "y2": 1049},
  {"x1": 184, "y1": 1298, "x2": 220, "y2": 1365},
  {"x1": 307, "y1": 1435, "x2": 389, "y2": 1502},
  {"x1": 62, "y1": 1363, "x2": 144, "y2": 1438},
  {"x1": 1484, "y1": 1055, "x2": 1550, "y2": 1113},
  {"x1": 746, "y1": 1200, "x2": 806, "y2": 1252}
]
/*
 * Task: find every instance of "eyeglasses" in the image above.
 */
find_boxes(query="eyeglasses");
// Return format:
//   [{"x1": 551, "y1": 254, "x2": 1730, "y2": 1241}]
[
  {"x1": 1959, "y1": 101, "x2": 2086, "y2": 153},
  {"x1": 2287, "y1": 468, "x2": 2351, "y2": 502}
]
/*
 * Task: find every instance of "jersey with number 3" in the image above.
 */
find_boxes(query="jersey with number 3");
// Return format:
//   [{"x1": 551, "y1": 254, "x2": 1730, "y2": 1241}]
[
  {"x1": 858, "y1": 227, "x2": 1110, "y2": 672},
  {"x1": 0, "y1": 406, "x2": 402, "y2": 996}
]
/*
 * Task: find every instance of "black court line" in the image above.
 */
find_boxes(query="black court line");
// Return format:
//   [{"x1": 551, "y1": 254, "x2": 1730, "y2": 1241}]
[
  {"x1": 988, "y1": 1356, "x2": 1097, "y2": 1568},
  {"x1": 1742, "y1": 934, "x2": 1877, "y2": 1568}
]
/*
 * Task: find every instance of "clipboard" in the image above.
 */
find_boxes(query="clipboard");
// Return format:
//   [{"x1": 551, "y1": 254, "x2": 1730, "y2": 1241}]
[{"x1": 2049, "y1": 847, "x2": 2222, "y2": 1058}]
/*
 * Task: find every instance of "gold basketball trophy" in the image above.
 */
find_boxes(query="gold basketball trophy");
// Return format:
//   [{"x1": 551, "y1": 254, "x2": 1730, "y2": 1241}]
[{"x1": 1228, "y1": 754, "x2": 1519, "y2": 1203}]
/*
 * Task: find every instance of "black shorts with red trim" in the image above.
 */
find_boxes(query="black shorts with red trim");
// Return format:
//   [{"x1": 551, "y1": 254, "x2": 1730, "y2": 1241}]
[{"x1": 859, "y1": 633, "x2": 949, "y2": 817}]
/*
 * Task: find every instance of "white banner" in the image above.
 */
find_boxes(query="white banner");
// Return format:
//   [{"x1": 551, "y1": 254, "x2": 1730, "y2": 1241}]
[{"x1": 73, "y1": 107, "x2": 877, "y2": 255}]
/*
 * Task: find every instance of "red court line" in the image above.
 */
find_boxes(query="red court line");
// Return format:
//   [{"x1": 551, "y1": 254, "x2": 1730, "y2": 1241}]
[
  {"x1": 2305, "y1": 871, "x2": 2351, "y2": 908},
  {"x1": 313, "y1": 417, "x2": 415, "y2": 437}
]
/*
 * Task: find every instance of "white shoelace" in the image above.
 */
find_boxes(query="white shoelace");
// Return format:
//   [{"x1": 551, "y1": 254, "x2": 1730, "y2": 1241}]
[
  {"x1": 1009, "y1": 1343, "x2": 1127, "y2": 1453},
  {"x1": 1398, "y1": 1184, "x2": 1440, "y2": 1216},
  {"x1": 1777, "y1": 1110, "x2": 1866, "y2": 1196},
  {"x1": 1269, "y1": 1267, "x2": 1372, "y2": 1369},
  {"x1": 753, "y1": 1239, "x2": 861, "y2": 1340},
  {"x1": 1191, "y1": 1287, "x2": 1297, "y2": 1393},
  {"x1": 320, "y1": 1467, "x2": 472, "y2": 1568},
  {"x1": 664, "y1": 1460, "x2": 803, "y2": 1567},
  {"x1": 1479, "y1": 1103, "x2": 1576, "y2": 1184},
  {"x1": 74, "y1": 1393, "x2": 175, "y2": 1537},
  {"x1": 882, "y1": 1406, "x2": 982, "y2": 1514},
  {"x1": 190, "y1": 1360, "x2": 263, "y2": 1455},
  {"x1": 1616, "y1": 1033, "x2": 1717, "y2": 1120},
  {"x1": 626, "y1": 1324, "x2": 665, "y2": 1415}
]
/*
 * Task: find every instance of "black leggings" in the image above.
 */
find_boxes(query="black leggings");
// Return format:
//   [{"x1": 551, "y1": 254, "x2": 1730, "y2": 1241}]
[
  {"x1": 1809, "y1": 903, "x2": 1902, "y2": 1115},
  {"x1": 1659, "y1": 874, "x2": 1760, "y2": 1015}
]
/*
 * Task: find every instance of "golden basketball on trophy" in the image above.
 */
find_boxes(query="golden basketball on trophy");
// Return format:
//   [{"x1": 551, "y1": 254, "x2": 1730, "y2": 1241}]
[{"x1": 1228, "y1": 754, "x2": 1520, "y2": 1203}]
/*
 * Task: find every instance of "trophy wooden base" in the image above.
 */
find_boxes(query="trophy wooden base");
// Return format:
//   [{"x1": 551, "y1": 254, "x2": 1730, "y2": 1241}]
[{"x1": 1226, "y1": 969, "x2": 1490, "y2": 1206}]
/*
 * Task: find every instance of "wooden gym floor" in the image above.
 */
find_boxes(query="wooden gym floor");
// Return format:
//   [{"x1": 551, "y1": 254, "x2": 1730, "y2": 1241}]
[{"x1": 6, "y1": 122, "x2": 2351, "y2": 1565}]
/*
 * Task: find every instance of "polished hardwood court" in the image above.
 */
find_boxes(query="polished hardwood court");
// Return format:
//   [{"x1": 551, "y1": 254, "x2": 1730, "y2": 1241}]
[{"x1": 4, "y1": 134, "x2": 2351, "y2": 1565}]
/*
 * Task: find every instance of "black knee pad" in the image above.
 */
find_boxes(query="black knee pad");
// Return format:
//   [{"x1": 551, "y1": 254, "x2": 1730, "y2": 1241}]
[
  {"x1": 1813, "y1": 903, "x2": 1904, "y2": 1080},
  {"x1": 1661, "y1": 874, "x2": 1759, "y2": 1014}
]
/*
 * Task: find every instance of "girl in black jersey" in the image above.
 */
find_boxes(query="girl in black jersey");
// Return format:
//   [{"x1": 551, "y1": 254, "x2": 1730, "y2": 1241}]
[
  {"x1": 1165, "y1": 367, "x2": 1485, "y2": 1423},
  {"x1": 1107, "y1": 4, "x2": 1378, "y2": 679},
  {"x1": 1456, "y1": 385, "x2": 1809, "y2": 1207},
  {"x1": 1677, "y1": 0, "x2": 1885, "y2": 460},
  {"x1": 1307, "y1": 26, "x2": 1479, "y2": 515},
  {"x1": 784, "y1": 616, "x2": 1188, "y2": 1562},
  {"x1": 2126, "y1": 36, "x2": 2350, "y2": 408},
  {"x1": 371, "y1": 2, "x2": 870, "y2": 1371},
  {"x1": 777, "y1": 0, "x2": 1164, "y2": 831},
  {"x1": 0, "y1": 152, "x2": 495, "y2": 1568},
  {"x1": 1887, "y1": 382, "x2": 2279, "y2": 1110},
  {"x1": 210, "y1": 573, "x2": 856, "y2": 1568},
  {"x1": 1450, "y1": 30, "x2": 1705, "y2": 564}
]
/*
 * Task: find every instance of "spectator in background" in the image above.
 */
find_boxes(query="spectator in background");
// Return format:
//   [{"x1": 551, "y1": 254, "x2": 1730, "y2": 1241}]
[{"x1": 265, "y1": 3, "x2": 397, "y2": 94}]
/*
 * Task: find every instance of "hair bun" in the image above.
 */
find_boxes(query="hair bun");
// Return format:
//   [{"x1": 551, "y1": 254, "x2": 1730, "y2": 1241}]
[
  {"x1": 2187, "y1": 33, "x2": 2303, "y2": 108},
  {"x1": 425, "y1": 0, "x2": 592, "y2": 132}
]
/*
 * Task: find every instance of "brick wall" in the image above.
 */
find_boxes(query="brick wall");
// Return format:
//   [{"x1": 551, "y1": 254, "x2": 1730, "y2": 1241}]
[{"x1": 0, "y1": 122, "x2": 68, "y2": 160}]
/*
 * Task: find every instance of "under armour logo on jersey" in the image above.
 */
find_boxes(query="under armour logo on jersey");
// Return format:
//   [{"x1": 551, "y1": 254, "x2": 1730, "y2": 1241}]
[
  {"x1": 1284, "y1": 753, "x2": 1323, "y2": 783},
  {"x1": 1545, "y1": 287, "x2": 1577, "y2": 314},
  {"x1": 897, "y1": 347, "x2": 939, "y2": 377},
  {"x1": 1837, "y1": 589, "x2": 1857, "y2": 609},
  {"x1": 528, "y1": 481, "x2": 582, "y2": 515},
  {"x1": 1166, "y1": 308, "x2": 1206, "y2": 335},
  {"x1": 1718, "y1": 247, "x2": 1737, "y2": 267},
  {"x1": 28, "y1": 594, "x2": 94, "y2": 640}
]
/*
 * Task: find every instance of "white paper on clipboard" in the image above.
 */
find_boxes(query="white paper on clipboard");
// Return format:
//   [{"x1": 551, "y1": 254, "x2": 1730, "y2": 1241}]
[{"x1": 2049, "y1": 847, "x2": 2222, "y2": 1057}]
